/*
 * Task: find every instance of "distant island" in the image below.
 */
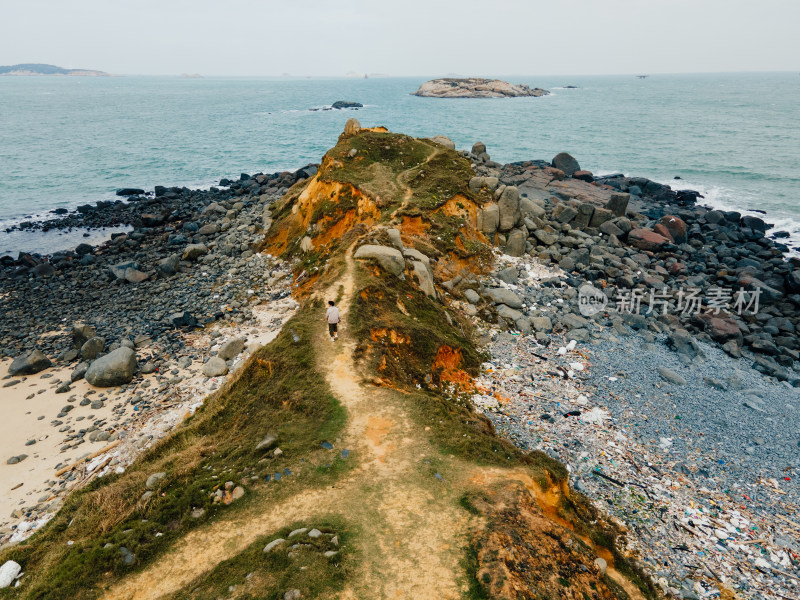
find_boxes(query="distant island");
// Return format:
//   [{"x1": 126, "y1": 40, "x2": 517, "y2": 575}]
[
  {"x1": 0, "y1": 63, "x2": 109, "y2": 77},
  {"x1": 413, "y1": 77, "x2": 549, "y2": 98}
]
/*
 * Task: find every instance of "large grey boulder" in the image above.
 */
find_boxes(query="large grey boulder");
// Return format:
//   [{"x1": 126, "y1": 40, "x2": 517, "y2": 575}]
[
  {"x1": 81, "y1": 337, "x2": 106, "y2": 360},
  {"x1": 354, "y1": 245, "x2": 405, "y2": 277},
  {"x1": 504, "y1": 229, "x2": 527, "y2": 257},
  {"x1": 218, "y1": 337, "x2": 245, "y2": 361},
  {"x1": 9, "y1": 350, "x2": 51, "y2": 376},
  {"x1": 202, "y1": 357, "x2": 228, "y2": 377},
  {"x1": 485, "y1": 288, "x2": 523, "y2": 309},
  {"x1": 85, "y1": 347, "x2": 137, "y2": 387},
  {"x1": 551, "y1": 152, "x2": 581, "y2": 177},
  {"x1": 497, "y1": 186, "x2": 520, "y2": 231}
]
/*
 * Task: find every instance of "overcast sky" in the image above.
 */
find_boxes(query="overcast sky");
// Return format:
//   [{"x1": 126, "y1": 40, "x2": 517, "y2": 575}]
[{"x1": 1, "y1": 0, "x2": 798, "y2": 76}]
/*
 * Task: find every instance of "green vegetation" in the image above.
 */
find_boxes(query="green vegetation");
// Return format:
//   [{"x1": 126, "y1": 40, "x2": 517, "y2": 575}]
[
  {"x1": 172, "y1": 519, "x2": 353, "y2": 600},
  {"x1": 323, "y1": 131, "x2": 475, "y2": 211},
  {"x1": 0, "y1": 303, "x2": 347, "y2": 599}
]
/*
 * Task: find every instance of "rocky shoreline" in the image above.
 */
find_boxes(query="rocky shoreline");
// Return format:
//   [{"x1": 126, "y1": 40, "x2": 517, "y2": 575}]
[
  {"x1": 0, "y1": 165, "x2": 317, "y2": 546},
  {"x1": 1, "y1": 133, "x2": 799, "y2": 597}
]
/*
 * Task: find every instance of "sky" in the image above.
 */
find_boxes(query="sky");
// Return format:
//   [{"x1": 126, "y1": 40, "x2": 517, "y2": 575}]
[{"x1": 1, "y1": 0, "x2": 798, "y2": 76}]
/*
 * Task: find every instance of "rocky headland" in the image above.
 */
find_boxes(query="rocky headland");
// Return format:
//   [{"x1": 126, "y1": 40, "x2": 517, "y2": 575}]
[
  {"x1": 413, "y1": 77, "x2": 549, "y2": 98},
  {"x1": 0, "y1": 64, "x2": 109, "y2": 77},
  {"x1": 0, "y1": 121, "x2": 797, "y2": 599}
]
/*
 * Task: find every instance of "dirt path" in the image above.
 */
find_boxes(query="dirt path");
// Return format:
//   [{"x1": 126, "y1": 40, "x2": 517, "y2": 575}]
[{"x1": 103, "y1": 250, "x2": 471, "y2": 600}]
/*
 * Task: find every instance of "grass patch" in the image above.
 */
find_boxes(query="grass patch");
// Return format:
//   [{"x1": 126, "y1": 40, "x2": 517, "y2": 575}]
[
  {"x1": 323, "y1": 131, "x2": 475, "y2": 211},
  {"x1": 172, "y1": 518, "x2": 353, "y2": 600},
  {"x1": 0, "y1": 301, "x2": 347, "y2": 600}
]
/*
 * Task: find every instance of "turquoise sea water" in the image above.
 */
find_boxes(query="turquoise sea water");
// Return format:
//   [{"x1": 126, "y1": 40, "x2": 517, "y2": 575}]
[{"x1": 1, "y1": 73, "x2": 798, "y2": 253}]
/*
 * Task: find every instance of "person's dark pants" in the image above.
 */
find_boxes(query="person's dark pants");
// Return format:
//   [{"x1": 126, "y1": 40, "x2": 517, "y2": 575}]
[{"x1": 328, "y1": 323, "x2": 338, "y2": 337}]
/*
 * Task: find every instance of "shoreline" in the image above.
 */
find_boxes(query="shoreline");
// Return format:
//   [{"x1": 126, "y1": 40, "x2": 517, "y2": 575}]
[
  {"x1": 0, "y1": 167, "x2": 309, "y2": 546},
  {"x1": 1, "y1": 136, "x2": 799, "y2": 596}
]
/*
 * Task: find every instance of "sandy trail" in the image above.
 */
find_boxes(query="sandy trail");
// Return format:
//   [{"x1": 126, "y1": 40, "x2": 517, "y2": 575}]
[{"x1": 103, "y1": 250, "x2": 470, "y2": 600}]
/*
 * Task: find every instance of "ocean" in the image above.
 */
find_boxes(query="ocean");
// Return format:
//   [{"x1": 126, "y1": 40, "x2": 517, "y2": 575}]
[{"x1": 1, "y1": 72, "x2": 798, "y2": 255}]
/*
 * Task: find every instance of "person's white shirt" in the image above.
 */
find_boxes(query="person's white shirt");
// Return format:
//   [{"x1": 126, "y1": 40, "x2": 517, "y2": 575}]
[{"x1": 326, "y1": 306, "x2": 341, "y2": 324}]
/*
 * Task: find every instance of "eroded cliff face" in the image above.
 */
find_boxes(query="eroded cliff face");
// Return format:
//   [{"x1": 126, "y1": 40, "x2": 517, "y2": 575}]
[{"x1": 1, "y1": 124, "x2": 657, "y2": 600}]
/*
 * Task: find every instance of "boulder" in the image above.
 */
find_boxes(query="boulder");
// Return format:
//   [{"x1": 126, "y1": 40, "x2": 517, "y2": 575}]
[
  {"x1": 85, "y1": 347, "x2": 137, "y2": 387},
  {"x1": 628, "y1": 229, "x2": 670, "y2": 251},
  {"x1": 572, "y1": 203, "x2": 594, "y2": 229},
  {"x1": 9, "y1": 350, "x2": 51, "y2": 376},
  {"x1": 411, "y1": 261, "x2": 436, "y2": 297},
  {"x1": 354, "y1": 244, "x2": 405, "y2": 277},
  {"x1": 534, "y1": 229, "x2": 559, "y2": 246},
  {"x1": 694, "y1": 314, "x2": 743, "y2": 345},
  {"x1": 667, "y1": 329, "x2": 705, "y2": 360},
  {"x1": 472, "y1": 142, "x2": 486, "y2": 155},
  {"x1": 658, "y1": 215, "x2": 688, "y2": 245},
  {"x1": 658, "y1": 366, "x2": 686, "y2": 385},
  {"x1": 605, "y1": 193, "x2": 630, "y2": 217},
  {"x1": 551, "y1": 152, "x2": 580, "y2": 177},
  {"x1": 599, "y1": 220, "x2": 624, "y2": 237},
  {"x1": 588, "y1": 207, "x2": 614, "y2": 228},
  {"x1": 573, "y1": 170, "x2": 594, "y2": 183},
  {"x1": 202, "y1": 357, "x2": 228, "y2": 377},
  {"x1": 158, "y1": 254, "x2": 180, "y2": 276},
  {"x1": 116, "y1": 188, "x2": 145, "y2": 196},
  {"x1": 71, "y1": 362, "x2": 89, "y2": 382},
  {"x1": 553, "y1": 204, "x2": 578, "y2": 224},
  {"x1": 72, "y1": 322, "x2": 96, "y2": 348},
  {"x1": 109, "y1": 261, "x2": 138, "y2": 280},
  {"x1": 478, "y1": 203, "x2": 500, "y2": 235},
  {"x1": 124, "y1": 268, "x2": 149, "y2": 283},
  {"x1": 182, "y1": 244, "x2": 208, "y2": 261},
  {"x1": 197, "y1": 223, "x2": 219, "y2": 236},
  {"x1": 530, "y1": 316, "x2": 553, "y2": 332},
  {"x1": 430, "y1": 135, "x2": 455, "y2": 150},
  {"x1": 497, "y1": 186, "x2": 520, "y2": 231},
  {"x1": 387, "y1": 228, "x2": 404, "y2": 250},
  {"x1": 145, "y1": 472, "x2": 166, "y2": 489},
  {"x1": 561, "y1": 313, "x2": 589, "y2": 329},
  {"x1": 485, "y1": 288, "x2": 523, "y2": 309},
  {"x1": 504, "y1": 229, "x2": 527, "y2": 257},
  {"x1": 343, "y1": 118, "x2": 361, "y2": 136},
  {"x1": 785, "y1": 270, "x2": 800, "y2": 293},
  {"x1": 218, "y1": 337, "x2": 246, "y2": 361},
  {"x1": 169, "y1": 311, "x2": 198, "y2": 328},
  {"x1": 80, "y1": 337, "x2": 105, "y2": 360},
  {"x1": 519, "y1": 198, "x2": 545, "y2": 220},
  {"x1": 463, "y1": 289, "x2": 480, "y2": 304}
]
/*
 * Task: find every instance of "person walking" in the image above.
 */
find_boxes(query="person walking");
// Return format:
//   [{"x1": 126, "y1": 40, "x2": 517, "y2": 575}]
[{"x1": 326, "y1": 300, "x2": 341, "y2": 341}]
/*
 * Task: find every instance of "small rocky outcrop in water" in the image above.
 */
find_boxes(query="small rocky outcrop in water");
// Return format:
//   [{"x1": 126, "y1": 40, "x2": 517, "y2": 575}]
[{"x1": 413, "y1": 78, "x2": 549, "y2": 98}]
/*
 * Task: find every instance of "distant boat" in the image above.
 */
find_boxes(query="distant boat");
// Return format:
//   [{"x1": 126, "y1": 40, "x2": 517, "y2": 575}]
[{"x1": 636, "y1": 75, "x2": 649, "y2": 79}]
